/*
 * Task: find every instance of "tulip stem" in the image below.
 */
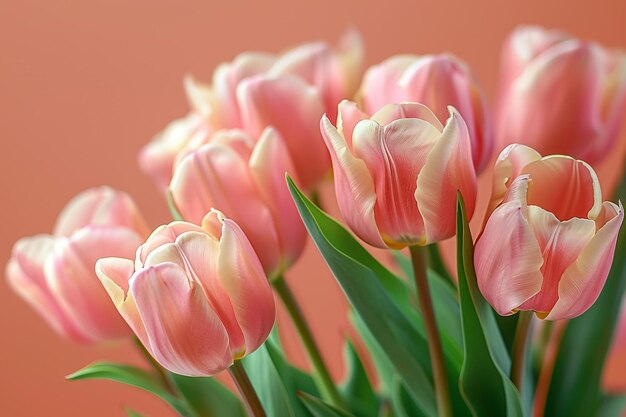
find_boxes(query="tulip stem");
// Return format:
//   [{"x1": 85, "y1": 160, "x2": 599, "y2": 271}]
[
  {"x1": 532, "y1": 320, "x2": 567, "y2": 417},
  {"x1": 228, "y1": 360, "x2": 267, "y2": 417},
  {"x1": 272, "y1": 275, "x2": 346, "y2": 410},
  {"x1": 409, "y1": 245, "x2": 452, "y2": 417},
  {"x1": 133, "y1": 337, "x2": 176, "y2": 395},
  {"x1": 510, "y1": 311, "x2": 534, "y2": 393}
]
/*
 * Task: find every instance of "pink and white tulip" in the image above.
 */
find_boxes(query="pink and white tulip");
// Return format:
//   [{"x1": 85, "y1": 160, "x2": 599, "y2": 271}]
[
  {"x1": 321, "y1": 100, "x2": 477, "y2": 248},
  {"x1": 475, "y1": 144, "x2": 624, "y2": 320},
  {"x1": 496, "y1": 26, "x2": 626, "y2": 165},
  {"x1": 6, "y1": 187, "x2": 149, "y2": 343},
  {"x1": 360, "y1": 54, "x2": 493, "y2": 172},
  {"x1": 96, "y1": 211, "x2": 275, "y2": 376},
  {"x1": 169, "y1": 127, "x2": 307, "y2": 278}
]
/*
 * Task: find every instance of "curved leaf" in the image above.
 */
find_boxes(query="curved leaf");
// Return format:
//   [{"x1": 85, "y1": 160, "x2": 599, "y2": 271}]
[{"x1": 169, "y1": 374, "x2": 245, "y2": 417}]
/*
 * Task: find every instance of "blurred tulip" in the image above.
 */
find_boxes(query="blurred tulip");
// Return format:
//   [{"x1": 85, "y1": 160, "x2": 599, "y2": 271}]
[
  {"x1": 6, "y1": 187, "x2": 148, "y2": 343},
  {"x1": 169, "y1": 127, "x2": 306, "y2": 278},
  {"x1": 497, "y1": 26, "x2": 626, "y2": 165},
  {"x1": 321, "y1": 100, "x2": 477, "y2": 249},
  {"x1": 475, "y1": 144, "x2": 623, "y2": 320},
  {"x1": 361, "y1": 54, "x2": 492, "y2": 172},
  {"x1": 96, "y1": 211, "x2": 275, "y2": 376}
]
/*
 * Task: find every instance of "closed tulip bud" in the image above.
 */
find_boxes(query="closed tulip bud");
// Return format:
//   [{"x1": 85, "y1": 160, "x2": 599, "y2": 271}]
[
  {"x1": 6, "y1": 187, "x2": 148, "y2": 343},
  {"x1": 96, "y1": 211, "x2": 275, "y2": 376},
  {"x1": 361, "y1": 54, "x2": 493, "y2": 172},
  {"x1": 497, "y1": 26, "x2": 626, "y2": 165},
  {"x1": 321, "y1": 100, "x2": 477, "y2": 248},
  {"x1": 139, "y1": 113, "x2": 212, "y2": 192},
  {"x1": 170, "y1": 127, "x2": 307, "y2": 278},
  {"x1": 475, "y1": 144, "x2": 624, "y2": 320}
]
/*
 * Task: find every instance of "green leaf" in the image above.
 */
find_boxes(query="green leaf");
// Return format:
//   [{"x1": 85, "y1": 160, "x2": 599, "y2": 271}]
[
  {"x1": 288, "y1": 177, "x2": 437, "y2": 416},
  {"x1": 341, "y1": 339, "x2": 379, "y2": 417},
  {"x1": 125, "y1": 408, "x2": 146, "y2": 417},
  {"x1": 169, "y1": 374, "x2": 245, "y2": 417},
  {"x1": 67, "y1": 362, "x2": 192, "y2": 416},
  {"x1": 597, "y1": 395, "x2": 626, "y2": 417},
  {"x1": 391, "y1": 377, "x2": 428, "y2": 417},
  {"x1": 456, "y1": 195, "x2": 524, "y2": 417},
  {"x1": 298, "y1": 392, "x2": 356, "y2": 417}
]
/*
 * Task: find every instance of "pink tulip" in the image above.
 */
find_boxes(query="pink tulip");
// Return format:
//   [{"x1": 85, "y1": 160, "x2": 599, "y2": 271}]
[
  {"x1": 475, "y1": 144, "x2": 624, "y2": 320},
  {"x1": 361, "y1": 54, "x2": 493, "y2": 172},
  {"x1": 96, "y1": 211, "x2": 275, "y2": 376},
  {"x1": 169, "y1": 127, "x2": 306, "y2": 278},
  {"x1": 321, "y1": 100, "x2": 477, "y2": 248},
  {"x1": 497, "y1": 26, "x2": 626, "y2": 165},
  {"x1": 6, "y1": 187, "x2": 148, "y2": 343}
]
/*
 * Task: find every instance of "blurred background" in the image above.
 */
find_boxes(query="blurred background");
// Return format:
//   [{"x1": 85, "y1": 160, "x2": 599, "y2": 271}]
[{"x1": 2, "y1": 0, "x2": 626, "y2": 415}]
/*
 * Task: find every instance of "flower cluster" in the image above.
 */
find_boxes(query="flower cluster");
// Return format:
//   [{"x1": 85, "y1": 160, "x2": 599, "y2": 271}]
[{"x1": 7, "y1": 26, "x2": 626, "y2": 417}]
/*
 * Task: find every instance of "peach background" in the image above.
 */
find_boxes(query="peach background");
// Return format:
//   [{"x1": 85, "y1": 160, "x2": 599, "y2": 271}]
[{"x1": 2, "y1": 0, "x2": 626, "y2": 415}]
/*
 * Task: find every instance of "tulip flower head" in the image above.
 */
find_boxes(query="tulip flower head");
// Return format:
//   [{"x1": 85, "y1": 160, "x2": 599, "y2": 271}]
[
  {"x1": 96, "y1": 211, "x2": 275, "y2": 376},
  {"x1": 360, "y1": 54, "x2": 493, "y2": 172},
  {"x1": 321, "y1": 100, "x2": 477, "y2": 249},
  {"x1": 169, "y1": 127, "x2": 307, "y2": 279},
  {"x1": 475, "y1": 144, "x2": 624, "y2": 320},
  {"x1": 497, "y1": 26, "x2": 626, "y2": 165},
  {"x1": 6, "y1": 187, "x2": 149, "y2": 343}
]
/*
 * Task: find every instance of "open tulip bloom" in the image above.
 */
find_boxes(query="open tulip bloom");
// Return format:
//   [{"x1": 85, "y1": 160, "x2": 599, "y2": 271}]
[{"x1": 8, "y1": 25, "x2": 626, "y2": 417}]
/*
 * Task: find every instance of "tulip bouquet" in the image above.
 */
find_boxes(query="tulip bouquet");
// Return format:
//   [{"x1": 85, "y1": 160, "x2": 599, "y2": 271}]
[{"x1": 8, "y1": 26, "x2": 626, "y2": 417}]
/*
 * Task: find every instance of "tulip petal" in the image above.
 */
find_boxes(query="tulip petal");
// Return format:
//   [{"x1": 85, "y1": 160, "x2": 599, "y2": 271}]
[
  {"x1": 131, "y1": 262, "x2": 232, "y2": 376},
  {"x1": 547, "y1": 201, "x2": 624, "y2": 319},
  {"x1": 54, "y1": 187, "x2": 148, "y2": 237},
  {"x1": 237, "y1": 75, "x2": 329, "y2": 189},
  {"x1": 475, "y1": 176, "x2": 544, "y2": 315},
  {"x1": 170, "y1": 143, "x2": 281, "y2": 272},
  {"x1": 45, "y1": 226, "x2": 141, "y2": 341},
  {"x1": 96, "y1": 257, "x2": 147, "y2": 343},
  {"x1": 7, "y1": 235, "x2": 89, "y2": 342},
  {"x1": 522, "y1": 156, "x2": 602, "y2": 221},
  {"x1": 518, "y1": 207, "x2": 596, "y2": 314},
  {"x1": 370, "y1": 102, "x2": 443, "y2": 131},
  {"x1": 336, "y1": 100, "x2": 369, "y2": 148},
  {"x1": 352, "y1": 117, "x2": 440, "y2": 246},
  {"x1": 217, "y1": 218, "x2": 275, "y2": 355},
  {"x1": 361, "y1": 55, "x2": 417, "y2": 113},
  {"x1": 320, "y1": 115, "x2": 384, "y2": 247},
  {"x1": 415, "y1": 107, "x2": 477, "y2": 243},
  {"x1": 136, "y1": 222, "x2": 205, "y2": 269},
  {"x1": 249, "y1": 127, "x2": 307, "y2": 273}
]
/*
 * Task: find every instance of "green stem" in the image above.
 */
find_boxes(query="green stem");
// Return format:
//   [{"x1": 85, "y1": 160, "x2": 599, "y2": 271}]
[
  {"x1": 409, "y1": 245, "x2": 452, "y2": 417},
  {"x1": 228, "y1": 360, "x2": 267, "y2": 417},
  {"x1": 511, "y1": 311, "x2": 534, "y2": 393},
  {"x1": 133, "y1": 337, "x2": 177, "y2": 395},
  {"x1": 272, "y1": 276, "x2": 345, "y2": 410}
]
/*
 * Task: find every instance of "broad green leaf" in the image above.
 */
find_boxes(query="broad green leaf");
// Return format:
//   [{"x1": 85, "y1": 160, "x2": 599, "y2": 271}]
[
  {"x1": 597, "y1": 395, "x2": 626, "y2": 417},
  {"x1": 298, "y1": 392, "x2": 356, "y2": 417},
  {"x1": 456, "y1": 196, "x2": 524, "y2": 417},
  {"x1": 391, "y1": 377, "x2": 428, "y2": 417},
  {"x1": 341, "y1": 339, "x2": 379, "y2": 417},
  {"x1": 169, "y1": 374, "x2": 245, "y2": 417},
  {"x1": 288, "y1": 177, "x2": 437, "y2": 416},
  {"x1": 67, "y1": 362, "x2": 191, "y2": 416}
]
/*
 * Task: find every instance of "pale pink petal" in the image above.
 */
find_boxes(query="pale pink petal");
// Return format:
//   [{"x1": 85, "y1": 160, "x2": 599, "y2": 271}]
[
  {"x1": 7, "y1": 235, "x2": 89, "y2": 342},
  {"x1": 475, "y1": 176, "x2": 544, "y2": 315},
  {"x1": 249, "y1": 127, "x2": 307, "y2": 273},
  {"x1": 217, "y1": 218, "x2": 275, "y2": 355},
  {"x1": 336, "y1": 100, "x2": 369, "y2": 149},
  {"x1": 370, "y1": 102, "x2": 443, "y2": 131},
  {"x1": 136, "y1": 222, "x2": 205, "y2": 269},
  {"x1": 169, "y1": 143, "x2": 281, "y2": 272},
  {"x1": 522, "y1": 156, "x2": 602, "y2": 221},
  {"x1": 320, "y1": 115, "x2": 384, "y2": 247},
  {"x1": 131, "y1": 262, "x2": 232, "y2": 376},
  {"x1": 139, "y1": 114, "x2": 208, "y2": 192},
  {"x1": 183, "y1": 76, "x2": 213, "y2": 119},
  {"x1": 44, "y1": 226, "x2": 141, "y2": 341},
  {"x1": 547, "y1": 201, "x2": 624, "y2": 319},
  {"x1": 96, "y1": 257, "x2": 147, "y2": 344},
  {"x1": 360, "y1": 55, "x2": 416, "y2": 113},
  {"x1": 237, "y1": 75, "x2": 329, "y2": 189},
  {"x1": 415, "y1": 108, "x2": 477, "y2": 243},
  {"x1": 211, "y1": 53, "x2": 276, "y2": 129},
  {"x1": 518, "y1": 207, "x2": 596, "y2": 314},
  {"x1": 489, "y1": 144, "x2": 542, "y2": 216},
  {"x1": 54, "y1": 187, "x2": 149, "y2": 237},
  {"x1": 352, "y1": 117, "x2": 440, "y2": 246}
]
